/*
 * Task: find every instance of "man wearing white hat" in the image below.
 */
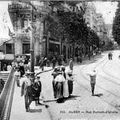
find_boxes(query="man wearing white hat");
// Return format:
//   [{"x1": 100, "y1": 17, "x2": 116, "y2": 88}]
[
  {"x1": 20, "y1": 72, "x2": 31, "y2": 96},
  {"x1": 88, "y1": 69, "x2": 97, "y2": 96}
]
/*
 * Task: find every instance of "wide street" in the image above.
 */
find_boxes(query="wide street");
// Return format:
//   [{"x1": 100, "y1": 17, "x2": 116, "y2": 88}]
[
  {"x1": 0, "y1": 1, "x2": 119, "y2": 120},
  {"x1": 9, "y1": 50, "x2": 120, "y2": 120}
]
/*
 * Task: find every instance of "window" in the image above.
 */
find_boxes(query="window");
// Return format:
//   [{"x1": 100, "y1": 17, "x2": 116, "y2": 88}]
[
  {"x1": 6, "y1": 44, "x2": 14, "y2": 54},
  {"x1": 23, "y1": 44, "x2": 30, "y2": 54}
]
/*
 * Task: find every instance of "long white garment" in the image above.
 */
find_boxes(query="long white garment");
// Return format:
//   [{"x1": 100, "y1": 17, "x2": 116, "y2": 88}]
[
  {"x1": 54, "y1": 74, "x2": 65, "y2": 82},
  {"x1": 63, "y1": 79, "x2": 69, "y2": 98},
  {"x1": 19, "y1": 76, "x2": 31, "y2": 87}
]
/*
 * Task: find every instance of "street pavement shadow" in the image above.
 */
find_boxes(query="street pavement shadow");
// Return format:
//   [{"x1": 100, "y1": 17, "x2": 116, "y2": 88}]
[
  {"x1": 94, "y1": 93, "x2": 103, "y2": 97},
  {"x1": 29, "y1": 108, "x2": 43, "y2": 113},
  {"x1": 64, "y1": 95, "x2": 80, "y2": 102},
  {"x1": 44, "y1": 99, "x2": 57, "y2": 103},
  {"x1": 29, "y1": 104, "x2": 49, "y2": 113},
  {"x1": 43, "y1": 95, "x2": 80, "y2": 104}
]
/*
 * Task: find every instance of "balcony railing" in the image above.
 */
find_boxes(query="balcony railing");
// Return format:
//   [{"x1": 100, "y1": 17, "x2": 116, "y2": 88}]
[{"x1": 0, "y1": 67, "x2": 15, "y2": 120}]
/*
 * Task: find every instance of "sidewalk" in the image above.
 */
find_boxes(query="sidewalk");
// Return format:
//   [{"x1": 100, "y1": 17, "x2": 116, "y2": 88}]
[{"x1": 10, "y1": 79, "x2": 51, "y2": 120}]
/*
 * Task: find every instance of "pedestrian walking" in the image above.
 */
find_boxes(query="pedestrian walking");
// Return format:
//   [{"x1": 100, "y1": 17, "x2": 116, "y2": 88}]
[
  {"x1": 58, "y1": 55, "x2": 62, "y2": 66},
  {"x1": 51, "y1": 67, "x2": 58, "y2": 98},
  {"x1": 51, "y1": 57, "x2": 56, "y2": 69},
  {"x1": 20, "y1": 72, "x2": 31, "y2": 94},
  {"x1": 7, "y1": 64, "x2": 12, "y2": 71},
  {"x1": 20, "y1": 72, "x2": 32, "y2": 112},
  {"x1": 61, "y1": 66, "x2": 66, "y2": 79},
  {"x1": 60, "y1": 66, "x2": 69, "y2": 98},
  {"x1": 34, "y1": 76, "x2": 42, "y2": 105},
  {"x1": 54, "y1": 71, "x2": 65, "y2": 103},
  {"x1": 66, "y1": 70, "x2": 74, "y2": 97},
  {"x1": 87, "y1": 69, "x2": 97, "y2": 96},
  {"x1": 63, "y1": 75, "x2": 69, "y2": 98},
  {"x1": 19, "y1": 62, "x2": 25, "y2": 77},
  {"x1": 2, "y1": 64, "x2": 7, "y2": 71},
  {"x1": 108, "y1": 52, "x2": 112, "y2": 60},
  {"x1": 69, "y1": 58, "x2": 73, "y2": 73}
]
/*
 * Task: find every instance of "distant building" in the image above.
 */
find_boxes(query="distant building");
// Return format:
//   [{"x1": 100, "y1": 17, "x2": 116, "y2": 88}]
[
  {"x1": 8, "y1": 1, "x2": 44, "y2": 59},
  {"x1": 84, "y1": 2, "x2": 109, "y2": 48},
  {"x1": 8, "y1": 1, "x2": 68, "y2": 64},
  {"x1": 84, "y1": 2, "x2": 98, "y2": 32},
  {"x1": 96, "y1": 13, "x2": 108, "y2": 45},
  {"x1": 105, "y1": 24, "x2": 113, "y2": 41}
]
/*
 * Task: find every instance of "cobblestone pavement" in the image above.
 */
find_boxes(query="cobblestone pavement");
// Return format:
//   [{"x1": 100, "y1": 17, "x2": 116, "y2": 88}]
[{"x1": 39, "y1": 51, "x2": 120, "y2": 120}]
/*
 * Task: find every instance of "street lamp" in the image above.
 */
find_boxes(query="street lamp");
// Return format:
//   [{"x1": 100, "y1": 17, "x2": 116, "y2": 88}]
[
  {"x1": 30, "y1": 5, "x2": 35, "y2": 79},
  {"x1": 46, "y1": 31, "x2": 50, "y2": 57}
]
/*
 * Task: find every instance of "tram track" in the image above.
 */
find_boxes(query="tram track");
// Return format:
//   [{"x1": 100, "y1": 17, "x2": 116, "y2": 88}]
[
  {"x1": 101, "y1": 60, "x2": 120, "y2": 82},
  {"x1": 75, "y1": 55, "x2": 120, "y2": 111}
]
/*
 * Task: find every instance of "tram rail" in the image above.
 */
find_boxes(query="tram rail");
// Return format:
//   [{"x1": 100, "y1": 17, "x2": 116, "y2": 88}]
[{"x1": 75, "y1": 55, "x2": 120, "y2": 111}]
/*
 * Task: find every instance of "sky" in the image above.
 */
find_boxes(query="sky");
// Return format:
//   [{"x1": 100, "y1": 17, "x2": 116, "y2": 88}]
[
  {"x1": 0, "y1": 1, "x2": 13, "y2": 39},
  {"x1": 0, "y1": 1, "x2": 118, "y2": 39},
  {"x1": 94, "y1": 1, "x2": 118, "y2": 24}
]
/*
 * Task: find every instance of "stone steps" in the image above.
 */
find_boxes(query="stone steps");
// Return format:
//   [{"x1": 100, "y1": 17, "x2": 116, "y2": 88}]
[{"x1": 0, "y1": 71, "x2": 10, "y2": 82}]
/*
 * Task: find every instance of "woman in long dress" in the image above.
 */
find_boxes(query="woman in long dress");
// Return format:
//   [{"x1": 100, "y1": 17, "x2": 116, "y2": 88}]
[
  {"x1": 62, "y1": 67, "x2": 69, "y2": 98},
  {"x1": 51, "y1": 67, "x2": 58, "y2": 98},
  {"x1": 66, "y1": 70, "x2": 74, "y2": 96},
  {"x1": 63, "y1": 78, "x2": 69, "y2": 98},
  {"x1": 54, "y1": 71, "x2": 65, "y2": 102}
]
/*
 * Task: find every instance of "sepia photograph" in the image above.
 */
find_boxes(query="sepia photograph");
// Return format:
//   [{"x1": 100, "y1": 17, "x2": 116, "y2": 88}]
[{"x1": 0, "y1": 0, "x2": 120, "y2": 120}]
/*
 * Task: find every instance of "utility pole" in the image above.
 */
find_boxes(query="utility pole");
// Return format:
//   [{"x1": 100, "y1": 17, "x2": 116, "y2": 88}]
[{"x1": 30, "y1": 4, "x2": 34, "y2": 79}]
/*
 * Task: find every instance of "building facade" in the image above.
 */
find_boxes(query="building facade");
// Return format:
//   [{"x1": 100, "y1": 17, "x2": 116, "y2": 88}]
[
  {"x1": 8, "y1": 1, "x2": 69, "y2": 63},
  {"x1": 84, "y1": 2, "x2": 98, "y2": 32},
  {"x1": 8, "y1": 2, "x2": 43, "y2": 59},
  {"x1": 84, "y1": 2, "x2": 109, "y2": 50}
]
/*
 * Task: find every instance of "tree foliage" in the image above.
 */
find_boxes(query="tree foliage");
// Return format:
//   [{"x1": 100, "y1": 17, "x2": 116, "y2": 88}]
[
  {"x1": 46, "y1": 1, "x2": 89, "y2": 44},
  {"x1": 24, "y1": 1, "x2": 100, "y2": 50},
  {"x1": 113, "y1": 2, "x2": 120, "y2": 45}
]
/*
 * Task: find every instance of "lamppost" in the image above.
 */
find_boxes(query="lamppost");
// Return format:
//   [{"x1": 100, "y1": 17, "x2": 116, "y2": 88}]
[
  {"x1": 24, "y1": 3, "x2": 35, "y2": 79},
  {"x1": 46, "y1": 31, "x2": 50, "y2": 57},
  {"x1": 30, "y1": 5, "x2": 35, "y2": 79}
]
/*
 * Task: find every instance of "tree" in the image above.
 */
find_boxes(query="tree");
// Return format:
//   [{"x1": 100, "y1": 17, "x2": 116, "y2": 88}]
[{"x1": 112, "y1": 2, "x2": 120, "y2": 44}]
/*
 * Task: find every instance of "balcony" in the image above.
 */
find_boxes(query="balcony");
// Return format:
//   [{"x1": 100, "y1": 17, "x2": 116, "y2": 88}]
[{"x1": 8, "y1": 3, "x2": 31, "y2": 12}]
